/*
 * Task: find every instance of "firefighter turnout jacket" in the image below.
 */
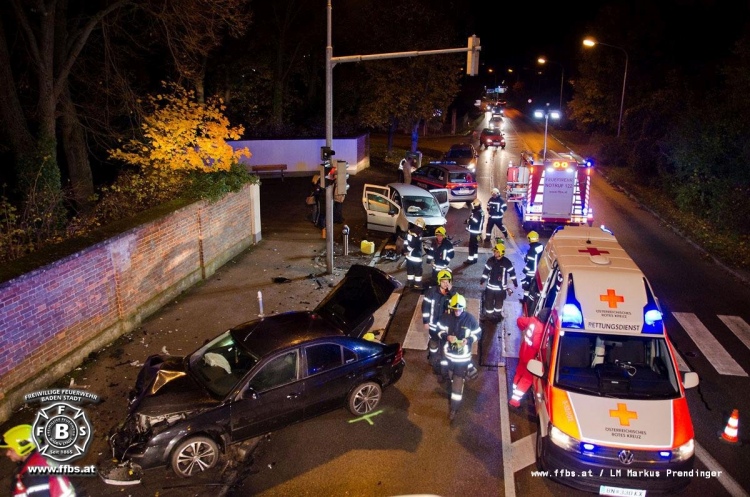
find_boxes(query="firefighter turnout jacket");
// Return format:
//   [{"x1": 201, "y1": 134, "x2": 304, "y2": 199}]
[
  {"x1": 481, "y1": 255, "x2": 519, "y2": 291},
  {"x1": 404, "y1": 225, "x2": 425, "y2": 263},
  {"x1": 427, "y1": 237, "x2": 455, "y2": 271},
  {"x1": 437, "y1": 312, "x2": 481, "y2": 364}
]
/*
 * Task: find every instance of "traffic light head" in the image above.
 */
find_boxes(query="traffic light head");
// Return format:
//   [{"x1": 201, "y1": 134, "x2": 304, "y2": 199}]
[{"x1": 336, "y1": 160, "x2": 350, "y2": 195}]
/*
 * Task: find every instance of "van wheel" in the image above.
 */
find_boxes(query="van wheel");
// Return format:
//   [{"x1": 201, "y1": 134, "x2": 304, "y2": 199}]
[
  {"x1": 535, "y1": 419, "x2": 545, "y2": 471},
  {"x1": 171, "y1": 436, "x2": 219, "y2": 477}
]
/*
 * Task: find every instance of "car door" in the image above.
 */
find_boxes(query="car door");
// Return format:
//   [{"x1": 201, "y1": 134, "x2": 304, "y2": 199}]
[
  {"x1": 362, "y1": 184, "x2": 400, "y2": 233},
  {"x1": 229, "y1": 349, "x2": 305, "y2": 442},
  {"x1": 427, "y1": 188, "x2": 450, "y2": 216},
  {"x1": 300, "y1": 341, "x2": 362, "y2": 419}
]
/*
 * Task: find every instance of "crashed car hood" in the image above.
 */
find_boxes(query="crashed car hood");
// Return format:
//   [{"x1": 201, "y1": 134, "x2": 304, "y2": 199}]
[
  {"x1": 314, "y1": 264, "x2": 401, "y2": 337},
  {"x1": 129, "y1": 355, "x2": 220, "y2": 416}
]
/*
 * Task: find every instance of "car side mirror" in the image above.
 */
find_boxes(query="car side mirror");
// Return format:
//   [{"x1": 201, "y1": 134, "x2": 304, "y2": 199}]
[
  {"x1": 389, "y1": 207, "x2": 398, "y2": 216},
  {"x1": 682, "y1": 371, "x2": 699, "y2": 389},
  {"x1": 527, "y1": 359, "x2": 544, "y2": 377},
  {"x1": 240, "y1": 387, "x2": 259, "y2": 400}
]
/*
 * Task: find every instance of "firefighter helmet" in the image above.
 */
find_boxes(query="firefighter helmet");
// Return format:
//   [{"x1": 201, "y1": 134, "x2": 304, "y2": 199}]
[
  {"x1": 449, "y1": 293, "x2": 466, "y2": 310},
  {"x1": 414, "y1": 218, "x2": 426, "y2": 229},
  {"x1": 0, "y1": 424, "x2": 35, "y2": 457},
  {"x1": 437, "y1": 269, "x2": 452, "y2": 283},
  {"x1": 494, "y1": 243, "x2": 506, "y2": 255},
  {"x1": 435, "y1": 226, "x2": 447, "y2": 237},
  {"x1": 472, "y1": 199, "x2": 481, "y2": 208},
  {"x1": 491, "y1": 187, "x2": 500, "y2": 195},
  {"x1": 528, "y1": 231, "x2": 539, "y2": 243}
]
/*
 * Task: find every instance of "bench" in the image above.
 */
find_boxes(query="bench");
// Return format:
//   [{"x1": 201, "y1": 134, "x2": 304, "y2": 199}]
[{"x1": 250, "y1": 164, "x2": 288, "y2": 180}]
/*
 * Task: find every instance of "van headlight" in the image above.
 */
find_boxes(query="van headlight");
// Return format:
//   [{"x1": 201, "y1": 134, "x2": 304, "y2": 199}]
[
  {"x1": 549, "y1": 426, "x2": 580, "y2": 452},
  {"x1": 671, "y1": 439, "x2": 694, "y2": 461}
]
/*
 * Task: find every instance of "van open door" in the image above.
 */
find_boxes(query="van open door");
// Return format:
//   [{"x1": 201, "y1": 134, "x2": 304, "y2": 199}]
[{"x1": 428, "y1": 188, "x2": 450, "y2": 216}]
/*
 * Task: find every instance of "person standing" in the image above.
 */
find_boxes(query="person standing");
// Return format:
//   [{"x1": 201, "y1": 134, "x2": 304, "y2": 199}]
[
  {"x1": 479, "y1": 243, "x2": 519, "y2": 321},
  {"x1": 437, "y1": 293, "x2": 482, "y2": 421},
  {"x1": 1, "y1": 424, "x2": 76, "y2": 496},
  {"x1": 464, "y1": 198, "x2": 484, "y2": 265},
  {"x1": 404, "y1": 217, "x2": 426, "y2": 289},
  {"x1": 310, "y1": 175, "x2": 326, "y2": 228},
  {"x1": 422, "y1": 270, "x2": 456, "y2": 375},
  {"x1": 521, "y1": 231, "x2": 544, "y2": 302},
  {"x1": 426, "y1": 226, "x2": 454, "y2": 285},
  {"x1": 485, "y1": 188, "x2": 509, "y2": 242}
]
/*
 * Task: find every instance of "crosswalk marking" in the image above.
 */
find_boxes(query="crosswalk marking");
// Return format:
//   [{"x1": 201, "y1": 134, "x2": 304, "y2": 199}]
[
  {"x1": 673, "y1": 312, "x2": 748, "y2": 377},
  {"x1": 718, "y1": 315, "x2": 750, "y2": 350}
]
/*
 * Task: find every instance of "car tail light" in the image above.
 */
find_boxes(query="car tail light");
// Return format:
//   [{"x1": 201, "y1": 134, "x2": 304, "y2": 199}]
[{"x1": 392, "y1": 344, "x2": 403, "y2": 366}]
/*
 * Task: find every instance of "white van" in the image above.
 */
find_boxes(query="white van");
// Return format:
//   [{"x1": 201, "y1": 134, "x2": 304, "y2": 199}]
[{"x1": 524, "y1": 225, "x2": 699, "y2": 495}]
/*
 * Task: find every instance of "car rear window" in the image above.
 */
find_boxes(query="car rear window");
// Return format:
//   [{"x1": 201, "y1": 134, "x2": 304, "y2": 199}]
[
  {"x1": 447, "y1": 148, "x2": 472, "y2": 158},
  {"x1": 449, "y1": 171, "x2": 473, "y2": 183}
]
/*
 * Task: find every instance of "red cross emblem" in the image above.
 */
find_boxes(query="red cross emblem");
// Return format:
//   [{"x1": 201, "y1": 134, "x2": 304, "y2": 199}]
[
  {"x1": 579, "y1": 247, "x2": 610, "y2": 256},
  {"x1": 600, "y1": 289, "x2": 624, "y2": 308}
]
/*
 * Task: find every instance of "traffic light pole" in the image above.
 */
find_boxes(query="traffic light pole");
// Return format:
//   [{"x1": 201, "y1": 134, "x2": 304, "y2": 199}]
[{"x1": 325, "y1": 0, "x2": 479, "y2": 274}]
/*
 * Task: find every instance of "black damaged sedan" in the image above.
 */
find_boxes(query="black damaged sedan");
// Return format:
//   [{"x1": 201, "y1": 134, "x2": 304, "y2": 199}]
[{"x1": 109, "y1": 265, "x2": 404, "y2": 477}]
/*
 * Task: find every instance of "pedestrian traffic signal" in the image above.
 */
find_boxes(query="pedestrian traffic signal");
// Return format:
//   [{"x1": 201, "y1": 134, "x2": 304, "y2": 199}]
[
  {"x1": 320, "y1": 161, "x2": 335, "y2": 187},
  {"x1": 336, "y1": 160, "x2": 350, "y2": 195}
]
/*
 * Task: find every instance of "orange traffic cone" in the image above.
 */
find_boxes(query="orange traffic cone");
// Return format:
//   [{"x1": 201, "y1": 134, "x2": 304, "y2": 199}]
[{"x1": 719, "y1": 409, "x2": 740, "y2": 444}]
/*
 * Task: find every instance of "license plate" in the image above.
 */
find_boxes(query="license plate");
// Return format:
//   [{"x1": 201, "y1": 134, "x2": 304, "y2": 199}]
[
  {"x1": 599, "y1": 485, "x2": 646, "y2": 497},
  {"x1": 456, "y1": 189, "x2": 470, "y2": 194}
]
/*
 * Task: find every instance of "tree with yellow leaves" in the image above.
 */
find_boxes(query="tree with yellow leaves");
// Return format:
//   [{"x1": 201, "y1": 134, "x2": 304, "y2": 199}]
[{"x1": 110, "y1": 82, "x2": 251, "y2": 178}]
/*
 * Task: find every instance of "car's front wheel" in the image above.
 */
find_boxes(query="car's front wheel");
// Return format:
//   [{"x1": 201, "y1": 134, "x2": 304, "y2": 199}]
[
  {"x1": 347, "y1": 381, "x2": 382, "y2": 415},
  {"x1": 170, "y1": 436, "x2": 219, "y2": 478}
]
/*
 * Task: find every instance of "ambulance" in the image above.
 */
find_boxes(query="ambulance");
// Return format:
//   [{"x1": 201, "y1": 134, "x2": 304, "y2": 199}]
[{"x1": 523, "y1": 225, "x2": 699, "y2": 495}]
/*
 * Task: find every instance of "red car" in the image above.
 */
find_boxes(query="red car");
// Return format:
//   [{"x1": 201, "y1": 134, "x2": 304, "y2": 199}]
[{"x1": 479, "y1": 128, "x2": 506, "y2": 149}]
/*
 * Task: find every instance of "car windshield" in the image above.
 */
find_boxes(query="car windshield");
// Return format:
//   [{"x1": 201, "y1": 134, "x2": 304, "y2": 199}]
[
  {"x1": 402, "y1": 195, "x2": 443, "y2": 217},
  {"x1": 188, "y1": 330, "x2": 259, "y2": 397},
  {"x1": 553, "y1": 332, "x2": 681, "y2": 400}
]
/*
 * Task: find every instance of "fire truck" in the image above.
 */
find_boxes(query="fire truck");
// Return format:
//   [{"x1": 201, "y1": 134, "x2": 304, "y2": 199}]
[{"x1": 506, "y1": 150, "x2": 594, "y2": 231}]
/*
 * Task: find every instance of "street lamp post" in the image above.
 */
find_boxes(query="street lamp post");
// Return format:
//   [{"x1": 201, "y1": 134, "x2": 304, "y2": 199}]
[
  {"x1": 533, "y1": 106, "x2": 560, "y2": 161},
  {"x1": 537, "y1": 57, "x2": 564, "y2": 112},
  {"x1": 583, "y1": 37, "x2": 628, "y2": 137}
]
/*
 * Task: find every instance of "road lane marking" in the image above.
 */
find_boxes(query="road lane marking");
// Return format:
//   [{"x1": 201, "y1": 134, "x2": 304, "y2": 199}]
[
  {"x1": 694, "y1": 441, "x2": 750, "y2": 497},
  {"x1": 673, "y1": 312, "x2": 747, "y2": 376},
  {"x1": 497, "y1": 365, "x2": 516, "y2": 497}
]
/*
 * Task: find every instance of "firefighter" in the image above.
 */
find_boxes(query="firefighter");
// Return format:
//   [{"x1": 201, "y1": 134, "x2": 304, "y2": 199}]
[
  {"x1": 521, "y1": 231, "x2": 544, "y2": 301},
  {"x1": 1, "y1": 424, "x2": 76, "y2": 496},
  {"x1": 423, "y1": 269, "x2": 456, "y2": 375},
  {"x1": 479, "y1": 243, "x2": 519, "y2": 321},
  {"x1": 437, "y1": 293, "x2": 482, "y2": 421},
  {"x1": 485, "y1": 188, "x2": 509, "y2": 241},
  {"x1": 426, "y1": 226, "x2": 454, "y2": 285},
  {"x1": 404, "y1": 217, "x2": 426, "y2": 289},
  {"x1": 510, "y1": 316, "x2": 544, "y2": 407},
  {"x1": 464, "y1": 199, "x2": 484, "y2": 265}
]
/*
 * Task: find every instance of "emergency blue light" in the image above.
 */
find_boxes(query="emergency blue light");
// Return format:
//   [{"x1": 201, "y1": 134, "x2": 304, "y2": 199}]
[
  {"x1": 659, "y1": 451, "x2": 671, "y2": 458},
  {"x1": 562, "y1": 274, "x2": 584, "y2": 329},
  {"x1": 583, "y1": 443, "x2": 596, "y2": 451},
  {"x1": 641, "y1": 278, "x2": 663, "y2": 334}
]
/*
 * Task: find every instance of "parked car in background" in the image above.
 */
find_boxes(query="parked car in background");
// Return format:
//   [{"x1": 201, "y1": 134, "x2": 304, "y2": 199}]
[
  {"x1": 362, "y1": 182, "x2": 449, "y2": 236},
  {"x1": 411, "y1": 161, "x2": 478, "y2": 205},
  {"x1": 479, "y1": 128, "x2": 506, "y2": 149},
  {"x1": 109, "y1": 265, "x2": 405, "y2": 478},
  {"x1": 442, "y1": 143, "x2": 478, "y2": 172}
]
